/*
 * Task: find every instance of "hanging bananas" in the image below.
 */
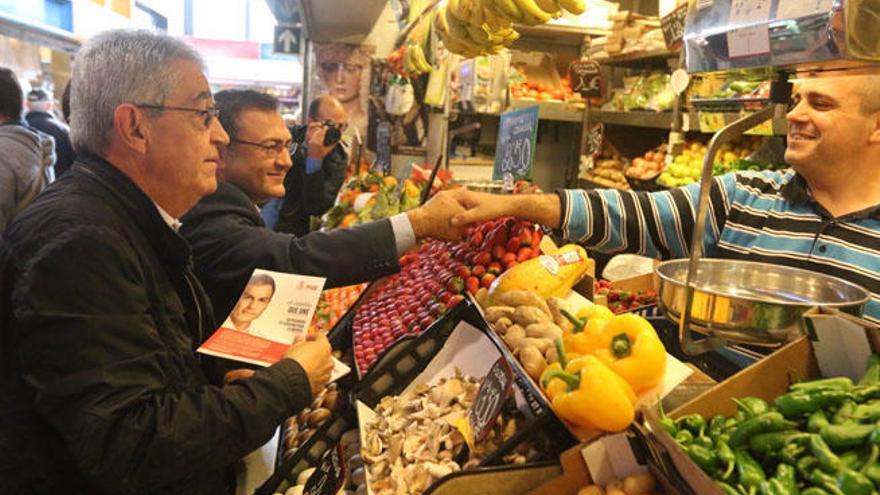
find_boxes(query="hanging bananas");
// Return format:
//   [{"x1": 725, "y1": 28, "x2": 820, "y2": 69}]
[{"x1": 434, "y1": 0, "x2": 587, "y2": 58}]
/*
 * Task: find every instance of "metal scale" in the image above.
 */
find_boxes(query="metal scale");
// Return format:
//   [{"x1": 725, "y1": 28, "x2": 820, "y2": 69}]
[{"x1": 655, "y1": 0, "x2": 880, "y2": 354}]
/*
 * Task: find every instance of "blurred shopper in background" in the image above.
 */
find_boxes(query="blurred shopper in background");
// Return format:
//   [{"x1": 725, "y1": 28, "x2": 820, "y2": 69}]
[{"x1": 0, "y1": 67, "x2": 55, "y2": 229}]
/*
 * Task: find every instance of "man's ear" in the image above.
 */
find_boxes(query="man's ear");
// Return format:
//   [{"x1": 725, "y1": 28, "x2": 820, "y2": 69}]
[{"x1": 113, "y1": 103, "x2": 148, "y2": 153}]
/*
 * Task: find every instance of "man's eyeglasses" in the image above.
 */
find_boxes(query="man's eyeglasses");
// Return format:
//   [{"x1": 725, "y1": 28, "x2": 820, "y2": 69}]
[
  {"x1": 230, "y1": 138, "x2": 295, "y2": 158},
  {"x1": 320, "y1": 62, "x2": 363, "y2": 75},
  {"x1": 318, "y1": 119, "x2": 349, "y2": 133},
  {"x1": 135, "y1": 104, "x2": 219, "y2": 129}
]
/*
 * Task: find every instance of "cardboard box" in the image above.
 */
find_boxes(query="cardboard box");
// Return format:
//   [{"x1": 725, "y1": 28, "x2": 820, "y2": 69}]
[
  {"x1": 509, "y1": 50, "x2": 563, "y2": 94},
  {"x1": 645, "y1": 311, "x2": 880, "y2": 495}
]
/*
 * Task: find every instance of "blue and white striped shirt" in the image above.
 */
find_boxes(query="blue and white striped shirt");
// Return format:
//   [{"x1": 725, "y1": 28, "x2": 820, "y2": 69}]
[{"x1": 559, "y1": 169, "x2": 880, "y2": 323}]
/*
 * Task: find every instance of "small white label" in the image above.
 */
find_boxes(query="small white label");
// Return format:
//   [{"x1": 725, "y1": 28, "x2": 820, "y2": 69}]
[
  {"x1": 728, "y1": 0, "x2": 773, "y2": 25},
  {"x1": 581, "y1": 433, "x2": 647, "y2": 486},
  {"x1": 727, "y1": 25, "x2": 771, "y2": 59},
  {"x1": 776, "y1": 0, "x2": 833, "y2": 20},
  {"x1": 539, "y1": 255, "x2": 560, "y2": 276},
  {"x1": 556, "y1": 250, "x2": 584, "y2": 266}
]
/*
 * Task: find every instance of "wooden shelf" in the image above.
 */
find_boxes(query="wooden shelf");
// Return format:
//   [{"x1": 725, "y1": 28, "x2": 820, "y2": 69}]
[
  {"x1": 590, "y1": 110, "x2": 673, "y2": 129},
  {"x1": 594, "y1": 48, "x2": 679, "y2": 67},
  {"x1": 514, "y1": 23, "x2": 610, "y2": 46},
  {"x1": 508, "y1": 99, "x2": 584, "y2": 122}
]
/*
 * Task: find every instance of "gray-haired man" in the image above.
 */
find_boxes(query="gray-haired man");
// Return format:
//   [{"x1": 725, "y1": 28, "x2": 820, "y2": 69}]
[{"x1": 0, "y1": 30, "x2": 332, "y2": 494}]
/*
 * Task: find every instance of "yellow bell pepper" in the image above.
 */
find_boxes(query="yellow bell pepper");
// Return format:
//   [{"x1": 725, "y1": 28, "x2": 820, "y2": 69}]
[
  {"x1": 588, "y1": 313, "x2": 667, "y2": 393},
  {"x1": 540, "y1": 352, "x2": 636, "y2": 432},
  {"x1": 560, "y1": 305, "x2": 614, "y2": 355}
]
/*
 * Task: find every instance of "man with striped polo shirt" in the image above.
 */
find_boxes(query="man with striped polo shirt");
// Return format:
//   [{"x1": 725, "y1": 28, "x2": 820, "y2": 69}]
[{"x1": 445, "y1": 75, "x2": 880, "y2": 322}]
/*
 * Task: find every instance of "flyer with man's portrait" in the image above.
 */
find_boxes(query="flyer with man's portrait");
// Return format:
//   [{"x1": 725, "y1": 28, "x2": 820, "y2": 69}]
[{"x1": 198, "y1": 269, "x2": 349, "y2": 379}]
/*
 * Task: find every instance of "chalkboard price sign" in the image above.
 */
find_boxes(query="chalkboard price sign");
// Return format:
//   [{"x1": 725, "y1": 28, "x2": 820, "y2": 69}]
[
  {"x1": 493, "y1": 105, "x2": 539, "y2": 181},
  {"x1": 468, "y1": 357, "x2": 514, "y2": 443},
  {"x1": 568, "y1": 60, "x2": 601, "y2": 98},
  {"x1": 661, "y1": 3, "x2": 689, "y2": 50},
  {"x1": 303, "y1": 443, "x2": 347, "y2": 495}
]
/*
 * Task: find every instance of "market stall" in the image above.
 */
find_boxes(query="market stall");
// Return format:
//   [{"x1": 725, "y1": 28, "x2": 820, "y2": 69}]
[{"x1": 254, "y1": 0, "x2": 880, "y2": 494}]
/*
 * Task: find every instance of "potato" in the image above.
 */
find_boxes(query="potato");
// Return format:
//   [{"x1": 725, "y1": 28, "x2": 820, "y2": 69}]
[
  {"x1": 519, "y1": 346, "x2": 547, "y2": 381},
  {"x1": 544, "y1": 345, "x2": 559, "y2": 364},
  {"x1": 622, "y1": 472, "x2": 656, "y2": 495},
  {"x1": 493, "y1": 317, "x2": 513, "y2": 334},
  {"x1": 485, "y1": 306, "x2": 516, "y2": 323},
  {"x1": 606, "y1": 489, "x2": 626, "y2": 495},
  {"x1": 517, "y1": 337, "x2": 553, "y2": 354},
  {"x1": 577, "y1": 486, "x2": 605, "y2": 495},
  {"x1": 547, "y1": 297, "x2": 568, "y2": 327},
  {"x1": 475, "y1": 287, "x2": 489, "y2": 307},
  {"x1": 500, "y1": 290, "x2": 551, "y2": 316},
  {"x1": 503, "y1": 324, "x2": 526, "y2": 349},
  {"x1": 525, "y1": 322, "x2": 563, "y2": 341},
  {"x1": 512, "y1": 306, "x2": 551, "y2": 326}
]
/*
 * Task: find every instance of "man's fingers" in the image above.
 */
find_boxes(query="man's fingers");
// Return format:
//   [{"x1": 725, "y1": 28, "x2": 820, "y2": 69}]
[
  {"x1": 451, "y1": 207, "x2": 493, "y2": 227},
  {"x1": 223, "y1": 369, "x2": 256, "y2": 384}
]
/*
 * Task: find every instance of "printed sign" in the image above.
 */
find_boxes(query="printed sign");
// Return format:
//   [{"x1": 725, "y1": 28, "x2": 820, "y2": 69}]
[
  {"x1": 304, "y1": 444, "x2": 347, "y2": 495},
  {"x1": 661, "y1": 3, "x2": 689, "y2": 50},
  {"x1": 273, "y1": 25, "x2": 301, "y2": 55},
  {"x1": 568, "y1": 60, "x2": 602, "y2": 98},
  {"x1": 493, "y1": 105, "x2": 539, "y2": 181},
  {"x1": 468, "y1": 357, "x2": 514, "y2": 443},
  {"x1": 727, "y1": 25, "x2": 771, "y2": 59}
]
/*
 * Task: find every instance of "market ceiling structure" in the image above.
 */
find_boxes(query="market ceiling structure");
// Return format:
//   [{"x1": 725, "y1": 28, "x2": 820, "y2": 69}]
[{"x1": 265, "y1": 0, "x2": 387, "y2": 43}]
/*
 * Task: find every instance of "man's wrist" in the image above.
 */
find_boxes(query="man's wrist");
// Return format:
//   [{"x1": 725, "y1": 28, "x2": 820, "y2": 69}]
[{"x1": 405, "y1": 207, "x2": 426, "y2": 240}]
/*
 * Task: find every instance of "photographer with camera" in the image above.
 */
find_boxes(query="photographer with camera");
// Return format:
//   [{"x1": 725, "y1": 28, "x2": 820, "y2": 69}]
[{"x1": 273, "y1": 95, "x2": 349, "y2": 236}]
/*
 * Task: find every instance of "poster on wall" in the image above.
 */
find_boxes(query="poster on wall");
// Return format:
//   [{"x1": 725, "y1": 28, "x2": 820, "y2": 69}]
[{"x1": 310, "y1": 42, "x2": 375, "y2": 147}]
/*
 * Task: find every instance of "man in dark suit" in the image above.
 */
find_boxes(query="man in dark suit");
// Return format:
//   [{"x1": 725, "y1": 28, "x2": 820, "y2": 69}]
[
  {"x1": 180, "y1": 89, "x2": 464, "y2": 324},
  {"x1": 272, "y1": 94, "x2": 348, "y2": 235}
]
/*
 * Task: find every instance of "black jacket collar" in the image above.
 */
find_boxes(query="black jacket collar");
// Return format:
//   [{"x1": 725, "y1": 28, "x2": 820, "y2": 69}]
[{"x1": 75, "y1": 153, "x2": 194, "y2": 272}]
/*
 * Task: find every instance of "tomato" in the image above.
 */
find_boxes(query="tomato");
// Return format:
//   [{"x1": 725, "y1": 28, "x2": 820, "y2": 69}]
[
  {"x1": 506, "y1": 237, "x2": 521, "y2": 253},
  {"x1": 474, "y1": 251, "x2": 492, "y2": 266},
  {"x1": 492, "y1": 244, "x2": 506, "y2": 261},
  {"x1": 502, "y1": 252, "x2": 516, "y2": 265},
  {"x1": 516, "y1": 247, "x2": 533, "y2": 262},
  {"x1": 480, "y1": 273, "x2": 496, "y2": 288},
  {"x1": 487, "y1": 262, "x2": 502, "y2": 275},
  {"x1": 466, "y1": 276, "x2": 480, "y2": 294},
  {"x1": 472, "y1": 265, "x2": 486, "y2": 277}
]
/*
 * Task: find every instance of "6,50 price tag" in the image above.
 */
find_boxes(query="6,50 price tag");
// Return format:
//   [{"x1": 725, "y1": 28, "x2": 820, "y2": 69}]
[{"x1": 493, "y1": 105, "x2": 539, "y2": 181}]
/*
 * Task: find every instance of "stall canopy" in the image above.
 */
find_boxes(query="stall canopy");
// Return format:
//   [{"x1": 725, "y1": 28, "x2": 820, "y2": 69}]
[{"x1": 264, "y1": 0, "x2": 386, "y2": 43}]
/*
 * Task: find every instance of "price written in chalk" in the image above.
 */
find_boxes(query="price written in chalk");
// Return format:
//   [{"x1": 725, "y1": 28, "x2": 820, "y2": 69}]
[
  {"x1": 661, "y1": 2, "x2": 689, "y2": 50},
  {"x1": 469, "y1": 357, "x2": 514, "y2": 443},
  {"x1": 568, "y1": 60, "x2": 601, "y2": 98},
  {"x1": 493, "y1": 105, "x2": 539, "y2": 181}
]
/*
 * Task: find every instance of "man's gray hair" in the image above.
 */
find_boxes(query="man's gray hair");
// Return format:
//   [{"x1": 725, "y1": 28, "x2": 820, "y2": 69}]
[{"x1": 69, "y1": 29, "x2": 204, "y2": 155}]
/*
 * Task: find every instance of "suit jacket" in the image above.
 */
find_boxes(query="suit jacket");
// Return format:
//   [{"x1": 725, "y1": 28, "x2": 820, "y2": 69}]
[
  {"x1": 181, "y1": 181, "x2": 400, "y2": 323},
  {"x1": 275, "y1": 143, "x2": 347, "y2": 236}
]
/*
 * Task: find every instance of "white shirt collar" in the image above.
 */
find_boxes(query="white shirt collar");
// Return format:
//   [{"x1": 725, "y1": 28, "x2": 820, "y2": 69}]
[{"x1": 153, "y1": 202, "x2": 182, "y2": 232}]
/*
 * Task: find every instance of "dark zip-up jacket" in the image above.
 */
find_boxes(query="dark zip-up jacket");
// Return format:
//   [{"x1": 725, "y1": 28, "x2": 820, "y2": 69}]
[{"x1": 0, "y1": 154, "x2": 313, "y2": 495}]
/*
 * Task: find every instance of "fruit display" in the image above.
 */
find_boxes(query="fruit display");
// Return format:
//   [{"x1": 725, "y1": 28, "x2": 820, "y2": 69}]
[
  {"x1": 352, "y1": 217, "x2": 545, "y2": 374},
  {"x1": 482, "y1": 284, "x2": 666, "y2": 432},
  {"x1": 322, "y1": 166, "x2": 455, "y2": 230},
  {"x1": 604, "y1": 71, "x2": 676, "y2": 112},
  {"x1": 577, "y1": 471, "x2": 662, "y2": 495},
  {"x1": 584, "y1": 156, "x2": 630, "y2": 190},
  {"x1": 433, "y1": 0, "x2": 586, "y2": 58},
  {"x1": 308, "y1": 283, "x2": 369, "y2": 335},
  {"x1": 657, "y1": 137, "x2": 763, "y2": 188},
  {"x1": 509, "y1": 78, "x2": 567, "y2": 101},
  {"x1": 625, "y1": 145, "x2": 667, "y2": 181},
  {"x1": 662, "y1": 355, "x2": 880, "y2": 495},
  {"x1": 593, "y1": 279, "x2": 658, "y2": 314},
  {"x1": 361, "y1": 370, "x2": 539, "y2": 495}
]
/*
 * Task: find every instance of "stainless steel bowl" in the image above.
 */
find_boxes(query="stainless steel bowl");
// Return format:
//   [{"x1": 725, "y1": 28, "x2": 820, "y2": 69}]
[{"x1": 656, "y1": 258, "x2": 871, "y2": 345}]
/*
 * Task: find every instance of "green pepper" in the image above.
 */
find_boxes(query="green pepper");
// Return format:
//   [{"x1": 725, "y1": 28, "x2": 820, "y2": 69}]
[
  {"x1": 833, "y1": 400, "x2": 858, "y2": 425},
  {"x1": 730, "y1": 412, "x2": 799, "y2": 448},
  {"x1": 809, "y1": 471, "x2": 846, "y2": 495},
  {"x1": 836, "y1": 469, "x2": 874, "y2": 495},
  {"x1": 750, "y1": 430, "x2": 811, "y2": 456},
  {"x1": 734, "y1": 397, "x2": 771, "y2": 419},
  {"x1": 709, "y1": 414, "x2": 727, "y2": 438},
  {"x1": 797, "y1": 456, "x2": 819, "y2": 480},
  {"x1": 810, "y1": 435, "x2": 842, "y2": 473},
  {"x1": 852, "y1": 400, "x2": 880, "y2": 421},
  {"x1": 808, "y1": 410, "x2": 831, "y2": 433},
  {"x1": 801, "y1": 489, "x2": 831, "y2": 495},
  {"x1": 736, "y1": 449, "x2": 767, "y2": 489},
  {"x1": 862, "y1": 460, "x2": 880, "y2": 484},
  {"x1": 851, "y1": 384, "x2": 880, "y2": 403},
  {"x1": 694, "y1": 434, "x2": 714, "y2": 448},
  {"x1": 859, "y1": 355, "x2": 880, "y2": 386},
  {"x1": 687, "y1": 443, "x2": 721, "y2": 475},
  {"x1": 791, "y1": 377, "x2": 854, "y2": 392},
  {"x1": 675, "y1": 429, "x2": 694, "y2": 445},
  {"x1": 780, "y1": 442, "x2": 805, "y2": 466},
  {"x1": 657, "y1": 400, "x2": 678, "y2": 437},
  {"x1": 718, "y1": 440, "x2": 736, "y2": 480},
  {"x1": 716, "y1": 480, "x2": 742, "y2": 495},
  {"x1": 677, "y1": 413, "x2": 707, "y2": 435},
  {"x1": 839, "y1": 450, "x2": 863, "y2": 470},
  {"x1": 758, "y1": 480, "x2": 791, "y2": 495},
  {"x1": 860, "y1": 444, "x2": 878, "y2": 474},
  {"x1": 821, "y1": 423, "x2": 877, "y2": 450},
  {"x1": 768, "y1": 464, "x2": 799, "y2": 495},
  {"x1": 774, "y1": 389, "x2": 851, "y2": 419}
]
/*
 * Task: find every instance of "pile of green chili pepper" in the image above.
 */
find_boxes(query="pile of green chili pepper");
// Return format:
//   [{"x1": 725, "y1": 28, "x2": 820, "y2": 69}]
[{"x1": 662, "y1": 354, "x2": 880, "y2": 495}]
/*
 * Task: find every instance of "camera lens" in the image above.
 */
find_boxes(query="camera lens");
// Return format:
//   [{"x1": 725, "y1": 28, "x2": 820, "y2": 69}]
[{"x1": 323, "y1": 126, "x2": 342, "y2": 146}]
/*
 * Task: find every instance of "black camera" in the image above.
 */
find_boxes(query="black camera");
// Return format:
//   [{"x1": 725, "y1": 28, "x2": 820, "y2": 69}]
[{"x1": 321, "y1": 120, "x2": 342, "y2": 146}]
